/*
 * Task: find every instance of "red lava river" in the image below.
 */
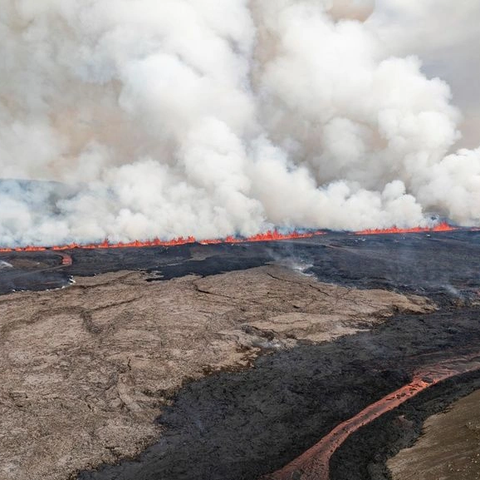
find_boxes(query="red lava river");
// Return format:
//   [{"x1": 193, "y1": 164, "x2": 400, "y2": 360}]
[{"x1": 264, "y1": 355, "x2": 480, "y2": 480}]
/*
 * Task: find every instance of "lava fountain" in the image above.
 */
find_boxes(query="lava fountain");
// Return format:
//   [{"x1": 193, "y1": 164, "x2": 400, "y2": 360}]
[
  {"x1": 0, "y1": 230, "x2": 325, "y2": 254},
  {"x1": 355, "y1": 222, "x2": 456, "y2": 236},
  {"x1": 0, "y1": 223, "x2": 463, "y2": 254}
]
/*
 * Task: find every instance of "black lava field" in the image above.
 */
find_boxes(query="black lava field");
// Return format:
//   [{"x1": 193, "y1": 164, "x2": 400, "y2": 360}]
[{"x1": 2, "y1": 231, "x2": 480, "y2": 480}]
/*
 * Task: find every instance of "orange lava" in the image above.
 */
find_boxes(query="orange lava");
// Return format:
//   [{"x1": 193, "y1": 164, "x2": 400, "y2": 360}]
[
  {"x1": 57, "y1": 252, "x2": 73, "y2": 266},
  {"x1": 0, "y1": 230, "x2": 324, "y2": 254},
  {"x1": 356, "y1": 222, "x2": 456, "y2": 236},
  {"x1": 264, "y1": 355, "x2": 480, "y2": 480},
  {"x1": 0, "y1": 222, "x2": 461, "y2": 254}
]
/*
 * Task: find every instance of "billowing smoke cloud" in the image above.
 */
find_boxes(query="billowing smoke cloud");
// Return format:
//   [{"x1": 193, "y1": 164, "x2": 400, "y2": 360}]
[
  {"x1": 371, "y1": 1, "x2": 480, "y2": 149},
  {"x1": 0, "y1": 0, "x2": 479, "y2": 246}
]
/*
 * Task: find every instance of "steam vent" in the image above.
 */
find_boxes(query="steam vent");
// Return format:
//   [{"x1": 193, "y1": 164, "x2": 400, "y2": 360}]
[{"x1": 2, "y1": 2, "x2": 480, "y2": 480}]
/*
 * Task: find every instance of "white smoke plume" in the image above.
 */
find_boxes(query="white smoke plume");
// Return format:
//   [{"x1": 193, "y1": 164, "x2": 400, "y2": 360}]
[{"x1": 0, "y1": 0, "x2": 479, "y2": 246}]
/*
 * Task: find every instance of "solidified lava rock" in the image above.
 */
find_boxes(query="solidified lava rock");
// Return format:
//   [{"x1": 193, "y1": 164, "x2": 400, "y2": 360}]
[
  {"x1": 3, "y1": 231, "x2": 480, "y2": 480},
  {"x1": 388, "y1": 385, "x2": 480, "y2": 480},
  {"x1": 78, "y1": 308, "x2": 480, "y2": 480},
  {"x1": 329, "y1": 371, "x2": 480, "y2": 480},
  {"x1": 4, "y1": 230, "x2": 480, "y2": 301},
  {"x1": 0, "y1": 251, "x2": 72, "y2": 294},
  {"x1": 0, "y1": 266, "x2": 427, "y2": 480}
]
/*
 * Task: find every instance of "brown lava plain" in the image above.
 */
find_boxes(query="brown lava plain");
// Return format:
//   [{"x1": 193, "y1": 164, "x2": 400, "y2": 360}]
[{"x1": 2, "y1": 231, "x2": 480, "y2": 480}]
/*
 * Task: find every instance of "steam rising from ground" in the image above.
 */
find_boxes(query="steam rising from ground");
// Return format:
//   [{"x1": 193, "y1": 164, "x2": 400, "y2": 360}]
[{"x1": 1, "y1": 0, "x2": 479, "y2": 246}]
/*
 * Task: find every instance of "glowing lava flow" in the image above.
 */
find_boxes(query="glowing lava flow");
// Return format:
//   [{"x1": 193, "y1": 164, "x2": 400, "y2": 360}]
[
  {"x1": 356, "y1": 222, "x2": 456, "y2": 236},
  {"x1": 0, "y1": 230, "x2": 324, "y2": 254},
  {"x1": 264, "y1": 355, "x2": 480, "y2": 480},
  {"x1": 57, "y1": 252, "x2": 73, "y2": 266},
  {"x1": 0, "y1": 222, "x2": 461, "y2": 254}
]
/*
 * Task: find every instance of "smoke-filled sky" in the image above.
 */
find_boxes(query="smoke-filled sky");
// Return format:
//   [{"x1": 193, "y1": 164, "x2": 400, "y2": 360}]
[{"x1": 1, "y1": 0, "x2": 479, "y2": 246}]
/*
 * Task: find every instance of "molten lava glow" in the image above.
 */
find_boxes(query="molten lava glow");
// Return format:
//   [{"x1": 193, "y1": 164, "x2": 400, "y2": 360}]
[
  {"x1": 0, "y1": 230, "x2": 324, "y2": 254},
  {"x1": 265, "y1": 355, "x2": 480, "y2": 480},
  {"x1": 356, "y1": 222, "x2": 456, "y2": 236},
  {"x1": 0, "y1": 223, "x2": 462, "y2": 254}
]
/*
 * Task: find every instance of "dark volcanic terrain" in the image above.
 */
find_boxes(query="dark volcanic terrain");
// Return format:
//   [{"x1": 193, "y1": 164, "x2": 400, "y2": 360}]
[
  {"x1": 3, "y1": 231, "x2": 480, "y2": 302},
  {"x1": 1, "y1": 231, "x2": 480, "y2": 480}
]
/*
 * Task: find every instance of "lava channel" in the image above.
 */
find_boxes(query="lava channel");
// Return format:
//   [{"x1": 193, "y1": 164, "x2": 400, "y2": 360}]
[{"x1": 263, "y1": 355, "x2": 480, "y2": 480}]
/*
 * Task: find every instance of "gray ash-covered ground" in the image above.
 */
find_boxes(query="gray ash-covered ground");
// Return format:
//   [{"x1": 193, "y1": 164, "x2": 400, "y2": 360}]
[{"x1": 2, "y1": 231, "x2": 480, "y2": 480}]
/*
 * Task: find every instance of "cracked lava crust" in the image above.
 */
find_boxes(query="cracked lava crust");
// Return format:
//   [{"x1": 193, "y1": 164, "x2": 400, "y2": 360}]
[{"x1": 2, "y1": 231, "x2": 480, "y2": 480}]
